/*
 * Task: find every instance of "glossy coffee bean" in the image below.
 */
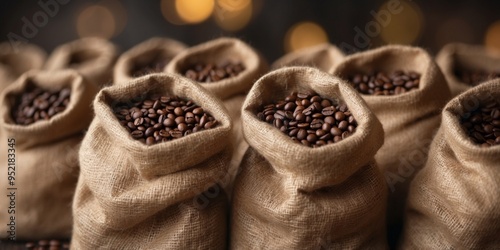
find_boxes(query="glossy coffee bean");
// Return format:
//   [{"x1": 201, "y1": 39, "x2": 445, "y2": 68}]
[
  {"x1": 348, "y1": 70, "x2": 420, "y2": 96},
  {"x1": 113, "y1": 95, "x2": 218, "y2": 145},
  {"x1": 454, "y1": 68, "x2": 500, "y2": 87},
  {"x1": 461, "y1": 99, "x2": 500, "y2": 147},
  {"x1": 183, "y1": 62, "x2": 245, "y2": 83},
  {"x1": 11, "y1": 82, "x2": 71, "y2": 125},
  {"x1": 257, "y1": 91, "x2": 358, "y2": 148}
]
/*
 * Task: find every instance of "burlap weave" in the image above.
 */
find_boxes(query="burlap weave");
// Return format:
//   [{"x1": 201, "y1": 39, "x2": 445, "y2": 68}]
[
  {"x1": 166, "y1": 37, "x2": 268, "y2": 195},
  {"x1": 436, "y1": 43, "x2": 500, "y2": 97},
  {"x1": 44, "y1": 37, "x2": 118, "y2": 88},
  {"x1": 0, "y1": 70, "x2": 97, "y2": 239},
  {"x1": 401, "y1": 79, "x2": 500, "y2": 249},
  {"x1": 231, "y1": 67, "x2": 388, "y2": 249},
  {"x1": 113, "y1": 37, "x2": 186, "y2": 84},
  {"x1": 272, "y1": 43, "x2": 344, "y2": 72},
  {"x1": 0, "y1": 42, "x2": 46, "y2": 92},
  {"x1": 72, "y1": 73, "x2": 232, "y2": 249},
  {"x1": 331, "y1": 45, "x2": 451, "y2": 237}
]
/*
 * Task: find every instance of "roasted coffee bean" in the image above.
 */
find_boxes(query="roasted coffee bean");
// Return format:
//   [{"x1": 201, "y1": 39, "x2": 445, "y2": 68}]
[
  {"x1": 256, "y1": 91, "x2": 358, "y2": 148},
  {"x1": 347, "y1": 70, "x2": 420, "y2": 96},
  {"x1": 454, "y1": 68, "x2": 500, "y2": 86},
  {"x1": 182, "y1": 62, "x2": 245, "y2": 83},
  {"x1": 11, "y1": 82, "x2": 71, "y2": 125},
  {"x1": 461, "y1": 100, "x2": 500, "y2": 147},
  {"x1": 25, "y1": 239, "x2": 70, "y2": 250},
  {"x1": 113, "y1": 94, "x2": 218, "y2": 145}
]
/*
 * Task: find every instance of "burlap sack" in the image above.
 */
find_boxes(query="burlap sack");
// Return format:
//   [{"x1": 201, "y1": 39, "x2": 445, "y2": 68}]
[
  {"x1": 166, "y1": 37, "x2": 268, "y2": 194},
  {"x1": 0, "y1": 70, "x2": 97, "y2": 240},
  {"x1": 231, "y1": 67, "x2": 388, "y2": 249},
  {"x1": 113, "y1": 37, "x2": 186, "y2": 84},
  {"x1": 330, "y1": 45, "x2": 451, "y2": 241},
  {"x1": 72, "y1": 73, "x2": 232, "y2": 249},
  {"x1": 0, "y1": 42, "x2": 46, "y2": 92},
  {"x1": 44, "y1": 37, "x2": 118, "y2": 88},
  {"x1": 436, "y1": 43, "x2": 500, "y2": 97},
  {"x1": 401, "y1": 79, "x2": 500, "y2": 249},
  {"x1": 271, "y1": 43, "x2": 344, "y2": 72}
]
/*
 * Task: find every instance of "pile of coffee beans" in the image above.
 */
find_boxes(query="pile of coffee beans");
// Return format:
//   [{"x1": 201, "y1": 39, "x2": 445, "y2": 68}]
[
  {"x1": 25, "y1": 239, "x2": 69, "y2": 249},
  {"x1": 131, "y1": 56, "x2": 169, "y2": 77},
  {"x1": 11, "y1": 83, "x2": 71, "y2": 125},
  {"x1": 183, "y1": 62, "x2": 245, "y2": 83},
  {"x1": 347, "y1": 70, "x2": 421, "y2": 95},
  {"x1": 460, "y1": 100, "x2": 500, "y2": 147},
  {"x1": 454, "y1": 69, "x2": 500, "y2": 86},
  {"x1": 113, "y1": 94, "x2": 218, "y2": 145},
  {"x1": 257, "y1": 91, "x2": 357, "y2": 148}
]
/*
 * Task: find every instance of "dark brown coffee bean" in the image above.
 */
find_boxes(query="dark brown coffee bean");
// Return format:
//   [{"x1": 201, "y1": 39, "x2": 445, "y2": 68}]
[
  {"x1": 461, "y1": 99, "x2": 500, "y2": 147},
  {"x1": 334, "y1": 111, "x2": 345, "y2": 121},
  {"x1": 454, "y1": 68, "x2": 500, "y2": 86},
  {"x1": 11, "y1": 82, "x2": 71, "y2": 125},
  {"x1": 257, "y1": 91, "x2": 357, "y2": 147},
  {"x1": 321, "y1": 106, "x2": 336, "y2": 116},
  {"x1": 146, "y1": 136, "x2": 155, "y2": 145},
  {"x1": 114, "y1": 94, "x2": 218, "y2": 145},
  {"x1": 348, "y1": 71, "x2": 420, "y2": 96},
  {"x1": 183, "y1": 62, "x2": 245, "y2": 83}
]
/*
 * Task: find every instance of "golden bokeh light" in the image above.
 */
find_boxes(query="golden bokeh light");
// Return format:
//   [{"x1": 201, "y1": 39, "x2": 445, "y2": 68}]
[
  {"x1": 161, "y1": 0, "x2": 185, "y2": 25},
  {"x1": 379, "y1": 0, "x2": 423, "y2": 45},
  {"x1": 77, "y1": 5, "x2": 116, "y2": 39},
  {"x1": 217, "y1": 0, "x2": 251, "y2": 12},
  {"x1": 285, "y1": 21, "x2": 329, "y2": 52},
  {"x1": 175, "y1": 0, "x2": 215, "y2": 24},
  {"x1": 485, "y1": 20, "x2": 500, "y2": 52},
  {"x1": 101, "y1": 0, "x2": 127, "y2": 36},
  {"x1": 214, "y1": 0, "x2": 252, "y2": 31}
]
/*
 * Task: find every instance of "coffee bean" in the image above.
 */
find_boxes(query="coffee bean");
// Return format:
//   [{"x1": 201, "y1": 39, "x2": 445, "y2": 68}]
[
  {"x1": 461, "y1": 99, "x2": 500, "y2": 147},
  {"x1": 347, "y1": 71, "x2": 420, "y2": 96},
  {"x1": 113, "y1": 94, "x2": 218, "y2": 145},
  {"x1": 25, "y1": 239, "x2": 70, "y2": 250},
  {"x1": 11, "y1": 81, "x2": 71, "y2": 125},
  {"x1": 256, "y1": 91, "x2": 358, "y2": 148},
  {"x1": 182, "y1": 62, "x2": 245, "y2": 83},
  {"x1": 454, "y1": 68, "x2": 500, "y2": 86}
]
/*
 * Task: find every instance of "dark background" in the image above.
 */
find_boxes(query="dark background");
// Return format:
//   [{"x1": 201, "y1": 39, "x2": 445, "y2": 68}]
[{"x1": 0, "y1": 0, "x2": 499, "y2": 67}]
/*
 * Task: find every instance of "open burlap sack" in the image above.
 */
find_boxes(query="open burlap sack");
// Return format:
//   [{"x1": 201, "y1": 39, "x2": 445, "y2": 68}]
[
  {"x1": 330, "y1": 45, "x2": 451, "y2": 242},
  {"x1": 72, "y1": 73, "x2": 232, "y2": 249},
  {"x1": 113, "y1": 37, "x2": 186, "y2": 84},
  {"x1": 166, "y1": 37, "x2": 268, "y2": 194},
  {"x1": 44, "y1": 37, "x2": 118, "y2": 88},
  {"x1": 231, "y1": 67, "x2": 387, "y2": 249},
  {"x1": 401, "y1": 79, "x2": 500, "y2": 249},
  {"x1": 0, "y1": 42, "x2": 46, "y2": 92},
  {"x1": 0, "y1": 70, "x2": 97, "y2": 240},
  {"x1": 271, "y1": 43, "x2": 344, "y2": 72},
  {"x1": 436, "y1": 43, "x2": 500, "y2": 97}
]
